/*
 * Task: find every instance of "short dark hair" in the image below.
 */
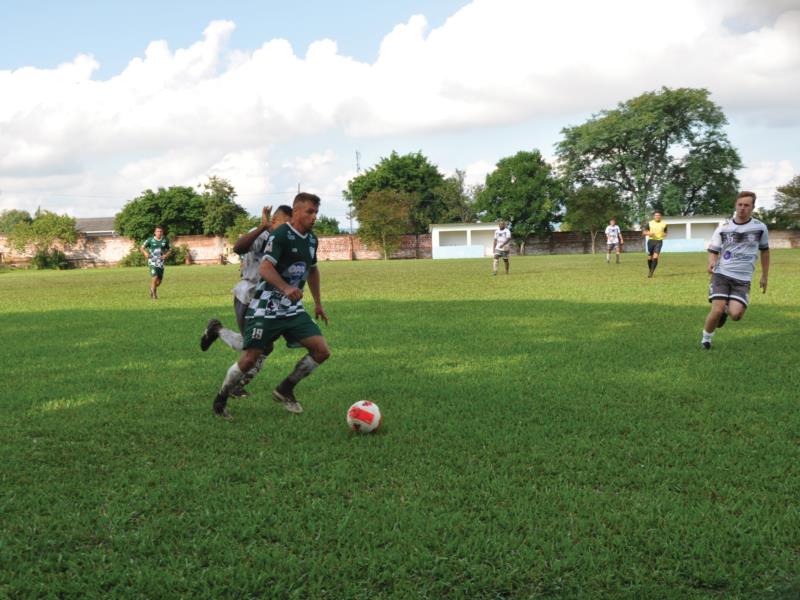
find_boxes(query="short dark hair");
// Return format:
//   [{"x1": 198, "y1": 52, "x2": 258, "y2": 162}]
[
  {"x1": 737, "y1": 190, "x2": 756, "y2": 205},
  {"x1": 275, "y1": 205, "x2": 292, "y2": 217},
  {"x1": 294, "y1": 192, "x2": 321, "y2": 207},
  {"x1": 155, "y1": 225, "x2": 164, "y2": 231}
]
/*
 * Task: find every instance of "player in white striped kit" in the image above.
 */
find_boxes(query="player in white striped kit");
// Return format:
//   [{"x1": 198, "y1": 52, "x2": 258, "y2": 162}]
[{"x1": 701, "y1": 191, "x2": 769, "y2": 349}]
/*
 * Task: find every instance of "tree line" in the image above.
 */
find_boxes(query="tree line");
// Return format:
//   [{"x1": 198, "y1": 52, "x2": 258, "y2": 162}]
[
  {"x1": 2, "y1": 87, "x2": 799, "y2": 266},
  {"x1": 345, "y1": 87, "x2": 797, "y2": 257}
]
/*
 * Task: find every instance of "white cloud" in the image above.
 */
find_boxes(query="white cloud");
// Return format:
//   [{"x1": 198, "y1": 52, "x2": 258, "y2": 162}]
[
  {"x1": 739, "y1": 159, "x2": 796, "y2": 209},
  {"x1": 462, "y1": 160, "x2": 495, "y2": 188},
  {"x1": 0, "y1": 2, "x2": 798, "y2": 216}
]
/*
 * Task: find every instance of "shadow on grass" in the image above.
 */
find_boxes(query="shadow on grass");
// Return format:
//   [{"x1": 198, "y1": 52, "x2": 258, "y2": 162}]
[{"x1": 3, "y1": 298, "x2": 798, "y2": 415}]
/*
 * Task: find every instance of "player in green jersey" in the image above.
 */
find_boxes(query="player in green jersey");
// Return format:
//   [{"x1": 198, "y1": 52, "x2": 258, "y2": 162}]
[
  {"x1": 140, "y1": 226, "x2": 172, "y2": 300},
  {"x1": 212, "y1": 193, "x2": 331, "y2": 418}
]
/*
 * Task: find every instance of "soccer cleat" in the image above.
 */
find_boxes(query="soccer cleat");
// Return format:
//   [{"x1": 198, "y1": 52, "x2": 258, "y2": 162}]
[
  {"x1": 702, "y1": 341, "x2": 711, "y2": 350},
  {"x1": 200, "y1": 319, "x2": 222, "y2": 351},
  {"x1": 212, "y1": 394, "x2": 232, "y2": 419},
  {"x1": 717, "y1": 308, "x2": 728, "y2": 329},
  {"x1": 272, "y1": 387, "x2": 303, "y2": 414}
]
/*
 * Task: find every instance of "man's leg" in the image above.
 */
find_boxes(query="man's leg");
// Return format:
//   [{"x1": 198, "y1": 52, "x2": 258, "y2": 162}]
[
  {"x1": 650, "y1": 251, "x2": 660, "y2": 276},
  {"x1": 150, "y1": 275, "x2": 159, "y2": 299},
  {"x1": 701, "y1": 299, "x2": 728, "y2": 349},
  {"x1": 273, "y1": 336, "x2": 331, "y2": 414},
  {"x1": 213, "y1": 348, "x2": 262, "y2": 418},
  {"x1": 503, "y1": 257, "x2": 509, "y2": 274},
  {"x1": 236, "y1": 341, "x2": 274, "y2": 392},
  {"x1": 492, "y1": 256, "x2": 499, "y2": 275},
  {"x1": 616, "y1": 247, "x2": 621, "y2": 264},
  {"x1": 606, "y1": 247, "x2": 611, "y2": 263}
]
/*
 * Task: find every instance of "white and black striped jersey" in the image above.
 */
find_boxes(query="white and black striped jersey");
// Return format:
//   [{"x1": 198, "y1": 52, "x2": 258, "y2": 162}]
[{"x1": 708, "y1": 217, "x2": 769, "y2": 282}]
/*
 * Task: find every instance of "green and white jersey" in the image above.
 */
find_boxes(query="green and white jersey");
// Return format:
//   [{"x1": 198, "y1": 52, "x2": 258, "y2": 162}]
[
  {"x1": 247, "y1": 223, "x2": 318, "y2": 319},
  {"x1": 142, "y1": 236, "x2": 170, "y2": 268}
]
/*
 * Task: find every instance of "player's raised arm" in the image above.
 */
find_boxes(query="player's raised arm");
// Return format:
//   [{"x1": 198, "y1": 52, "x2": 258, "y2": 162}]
[{"x1": 233, "y1": 205, "x2": 272, "y2": 254}]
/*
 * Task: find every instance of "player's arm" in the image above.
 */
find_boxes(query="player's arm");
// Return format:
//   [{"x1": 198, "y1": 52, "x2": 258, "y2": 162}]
[
  {"x1": 140, "y1": 240, "x2": 150, "y2": 259},
  {"x1": 707, "y1": 249, "x2": 719, "y2": 274},
  {"x1": 307, "y1": 266, "x2": 328, "y2": 324},
  {"x1": 162, "y1": 241, "x2": 173, "y2": 261},
  {"x1": 234, "y1": 206, "x2": 272, "y2": 254},
  {"x1": 663, "y1": 225, "x2": 668, "y2": 238},
  {"x1": 759, "y1": 248, "x2": 770, "y2": 293},
  {"x1": 619, "y1": 231, "x2": 624, "y2": 244},
  {"x1": 259, "y1": 259, "x2": 302, "y2": 302}
]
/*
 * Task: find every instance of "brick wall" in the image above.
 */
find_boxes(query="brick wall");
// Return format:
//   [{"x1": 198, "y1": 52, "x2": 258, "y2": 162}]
[
  {"x1": 1, "y1": 229, "x2": 796, "y2": 267},
  {"x1": 316, "y1": 234, "x2": 431, "y2": 260}
]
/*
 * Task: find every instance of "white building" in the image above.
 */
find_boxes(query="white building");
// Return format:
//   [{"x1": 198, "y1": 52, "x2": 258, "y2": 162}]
[{"x1": 428, "y1": 222, "x2": 500, "y2": 259}]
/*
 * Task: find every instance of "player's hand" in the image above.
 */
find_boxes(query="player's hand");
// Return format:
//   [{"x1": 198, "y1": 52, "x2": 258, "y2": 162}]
[
  {"x1": 261, "y1": 205, "x2": 273, "y2": 227},
  {"x1": 760, "y1": 276, "x2": 768, "y2": 294},
  {"x1": 315, "y1": 304, "x2": 329, "y2": 325},
  {"x1": 283, "y1": 286, "x2": 303, "y2": 302},
  {"x1": 707, "y1": 264, "x2": 715, "y2": 274}
]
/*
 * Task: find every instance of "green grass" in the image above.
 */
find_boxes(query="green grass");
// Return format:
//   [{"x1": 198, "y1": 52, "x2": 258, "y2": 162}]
[{"x1": 2, "y1": 252, "x2": 799, "y2": 599}]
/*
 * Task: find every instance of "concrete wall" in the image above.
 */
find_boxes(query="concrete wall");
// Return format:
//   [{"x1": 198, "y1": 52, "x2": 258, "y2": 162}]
[{"x1": 1, "y1": 229, "x2": 797, "y2": 267}]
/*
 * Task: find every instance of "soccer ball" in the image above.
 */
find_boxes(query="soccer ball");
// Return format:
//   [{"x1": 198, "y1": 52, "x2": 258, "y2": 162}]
[{"x1": 347, "y1": 401, "x2": 382, "y2": 433}]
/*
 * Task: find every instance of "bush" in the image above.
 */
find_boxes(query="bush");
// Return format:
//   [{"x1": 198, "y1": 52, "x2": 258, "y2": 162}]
[
  {"x1": 167, "y1": 244, "x2": 191, "y2": 265},
  {"x1": 32, "y1": 248, "x2": 71, "y2": 270},
  {"x1": 119, "y1": 246, "x2": 147, "y2": 267}
]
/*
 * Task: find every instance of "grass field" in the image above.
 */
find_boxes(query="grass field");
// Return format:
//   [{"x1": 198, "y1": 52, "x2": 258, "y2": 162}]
[{"x1": 2, "y1": 251, "x2": 799, "y2": 599}]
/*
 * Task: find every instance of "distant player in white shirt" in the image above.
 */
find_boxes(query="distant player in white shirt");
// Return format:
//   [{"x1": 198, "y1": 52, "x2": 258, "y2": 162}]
[
  {"x1": 604, "y1": 218, "x2": 624, "y2": 264},
  {"x1": 200, "y1": 205, "x2": 292, "y2": 395},
  {"x1": 492, "y1": 220, "x2": 512, "y2": 275},
  {"x1": 701, "y1": 191, "x2": 770, "y2": 350}
]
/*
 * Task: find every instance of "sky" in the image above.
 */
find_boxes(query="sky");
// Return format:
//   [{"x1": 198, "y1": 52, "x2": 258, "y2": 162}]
[{"x1": 1, "y1": 0, "x2": 799, "y2": 226}]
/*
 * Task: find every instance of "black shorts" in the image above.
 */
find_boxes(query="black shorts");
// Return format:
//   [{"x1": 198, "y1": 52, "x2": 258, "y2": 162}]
[
  {"x1": 708, "y1": 272, "x2": 751, "y2": 307},
  {"x1": 647, "y1": 240, "x2": 663, "y2": 256}
]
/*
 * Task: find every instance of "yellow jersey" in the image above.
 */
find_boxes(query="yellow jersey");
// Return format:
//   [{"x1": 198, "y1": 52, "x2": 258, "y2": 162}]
[{"x1": 647, "y1": 220, "x2": 668, "y2": 241}]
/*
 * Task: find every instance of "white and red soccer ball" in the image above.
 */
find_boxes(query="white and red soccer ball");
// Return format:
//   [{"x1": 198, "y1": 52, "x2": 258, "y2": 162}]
[{"x1": 347, "y1": 401, "x2": 382, "y2": 433}]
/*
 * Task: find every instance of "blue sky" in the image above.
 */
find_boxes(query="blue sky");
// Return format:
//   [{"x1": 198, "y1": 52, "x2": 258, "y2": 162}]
[{"x1": 1, "y1": 0, "x2": 798, "y2": 223}]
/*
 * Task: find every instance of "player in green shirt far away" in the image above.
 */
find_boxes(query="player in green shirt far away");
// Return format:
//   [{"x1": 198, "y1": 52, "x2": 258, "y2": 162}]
[
  {"x1": 140, "y1": 225, "x2": 172, "y2": 300},
  {"x1": 212, "y1": 192, "x2": 331, "y2": 419}
]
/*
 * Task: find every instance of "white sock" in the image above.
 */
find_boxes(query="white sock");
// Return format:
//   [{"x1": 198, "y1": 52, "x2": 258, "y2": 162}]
[
  {"x1": 492, "y1": 259, "x2": 498, "y2": 273},
  {"x1": 702, "y1": 330, "x2": 715, "y2": 342},
  {"x1": 219, "y1": 328, "x2": 243, "y2": 351},
  {"x1": 220, "y1": 363, "x2": 245, "y2": 396}
]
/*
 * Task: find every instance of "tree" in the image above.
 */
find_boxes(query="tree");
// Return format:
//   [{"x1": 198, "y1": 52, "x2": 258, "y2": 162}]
[
  {"x1": 475, "y1": 150, "x2": 564, "y2": 243},
  {"x1": 225, "y1": 212, "x2": 260, "y2": 246},
  {"x1": 200, "y1": 176, "x2": 248, "y2": 236},
  {"x1": 562, "y1": 186, "x2": 629, "y2": 254},
  {"x1": 345, "y1": 151, "x2": 446, "y2": 234},
  {"x1": 0, "y1": 209, "x2": 32, "y2": 233},
  {"x1": 115, "y1": 186, "x2": 205, "y2": 242},
  {"x1": 8, "y1": 209, "x2": 77, "y2": 268},
  {"x1": 355, "y1": 190, "x2": 413, "y2": 259},
  {"x1": 314, "y1": 215, "x2": 341, "y2": 236},
  {"x1": 556, "y1": 87, "x2": 741, "y2": 224},
  {"x1": 763, "y1": 175, "x2": 800, "y2": 229},
  {"x1": 435, "y1": 170, "x2": 478, "y2": 223}
]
